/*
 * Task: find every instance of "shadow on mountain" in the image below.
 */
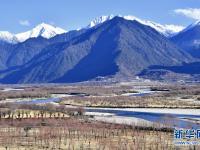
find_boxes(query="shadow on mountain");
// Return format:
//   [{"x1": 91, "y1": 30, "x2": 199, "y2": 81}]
[
  {"x1": 0, "y1": 17, "x2": 196, "y2": 84},
  {"x1": 54, "y1": 25, "x2": 120, "y2": 83},
  {"x1": 139, "y1": 62, "x2": 200, "y2": 75}
]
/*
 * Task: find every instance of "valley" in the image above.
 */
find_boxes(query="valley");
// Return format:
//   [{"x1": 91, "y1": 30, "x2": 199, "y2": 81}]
[
  {"x1": 0, "y1": 10, "x2": 200, "y2": 149},
  {"x1": 0, "y1": 16, "x2": 200, "y2": 84},
  {"x1": 0, "y1": 81, "x2": 199, "y2": 149}
]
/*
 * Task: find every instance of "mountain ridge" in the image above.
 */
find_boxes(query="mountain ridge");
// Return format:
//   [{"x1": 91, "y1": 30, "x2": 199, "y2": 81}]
[
  {"x1": 171, "y1": 21, "x2": 200, "y2": 58},
  {"x1": 0, "y1": 23, "x2": 66, "y2": 43},
  {"x1": 0, "y1": 15, "x2": 186, "y2": 44},
  {"x1": 0, "y1": 17, "x2": 194, "y2": 84},
  {"x1": 85, "y1": 15, "x2": 184, "y2": 37},
  {"x1": 16, "y1": 23, "x2": 66, "y2": 42}
]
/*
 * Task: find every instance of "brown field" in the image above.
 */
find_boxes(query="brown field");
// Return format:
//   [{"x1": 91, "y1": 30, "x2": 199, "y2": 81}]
[
  {"x1": 1, "y1": 83, "x2": 200, "y2": 108},
  {"x1": 0, "y1": 117, "x2": 189, "y2": 150},
  {"x1": 0, "y1": 82, "x2": 199, "y2": 149},
  {"x1": 58, "y1": 84, "x2": 200, "y2": 108},
  {"x1": 60, "y1": 95, "x2": 200, "y2": 108}
]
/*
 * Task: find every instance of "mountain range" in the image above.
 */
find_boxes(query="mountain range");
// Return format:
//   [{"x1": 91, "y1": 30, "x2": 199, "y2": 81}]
[
  {"x1": 0, "y1": 23, "x2": 66, "y2": 44},
  {"x1": 0, "y1": 15, "x2": 199, "y2": 83},
  {"x1": 0, "y1": 15, "x2": 184, "y2": 44}
]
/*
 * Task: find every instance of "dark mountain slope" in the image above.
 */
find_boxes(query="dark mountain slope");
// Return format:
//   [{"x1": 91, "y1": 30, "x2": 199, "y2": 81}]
[
  {"x1": 0, "y1": 42, "x2": 14, "y2": 70},
  {"x1": 49, "y1": 29, "x2": 86, "y2": 43},
  {"x1": 0, "y1": 28, "x2": 103, "y2": 83},
  {"x1": 0, "y1": 29, "x2": 85, "y2": 71},
  {"x1": 0, "y1": 17, "x2": 194, "y2": 83},
  {"x1": 54, "y1": 23, "x2": 121, "y2": 83},
  {"x1": 6, "y1": 37, "x2": 50, "y2": 68},
  {"x1": 140, "y1": 62, "x2": 200, "y2": 75},
  {"x1": 55, "y1": 17, "x2": 194, "y2": 83},
  {"x1": 171, "y1": 23, "x2": 200, "y2": 58}
]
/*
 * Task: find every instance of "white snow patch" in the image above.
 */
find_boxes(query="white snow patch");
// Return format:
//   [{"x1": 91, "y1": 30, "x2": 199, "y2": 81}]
[
  {"x1": 0, "y1": 31, "x2": 18, "y2": 43},
  {"x1": 16, "y1": 23, "x2": 66, "y2": 42},
  {"x1": 85, "y1": 15, "x2": 184, "y2": 37}
]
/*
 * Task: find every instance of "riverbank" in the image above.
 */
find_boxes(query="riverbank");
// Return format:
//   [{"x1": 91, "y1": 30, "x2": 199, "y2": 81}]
[{"x1": 85, "y1": 107, "x2": 200, "y2": 129}]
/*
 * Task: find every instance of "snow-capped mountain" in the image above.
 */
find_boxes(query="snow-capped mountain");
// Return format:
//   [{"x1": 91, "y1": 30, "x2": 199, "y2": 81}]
[
  {"x1": 0, "y1": 16, "x2": 194, "y2": 84},
  {"x1": 86, "y1": 15, "x2": 115, "y2": 28},
  {"x1": 86, "y1": 15, "x2": 184, "y2": 37},
  {"x1": 122, "y1": 15, "x2": 184, "y2": 37},
  {"x1": 0, "y1": 16, "x2": 185, "y2": 44},
  {"x1": 0, "y1": 23, "x2": 67, "y2": 43},
  {"x1": 171, "y1": 20, "x2": 200, "y2": 58},
  {"x1": 16, "y1": 23, "x2": 67, "y2": 42},
  {"x1": 0, "y1": 31, "x2": 18, "y2": 44}
]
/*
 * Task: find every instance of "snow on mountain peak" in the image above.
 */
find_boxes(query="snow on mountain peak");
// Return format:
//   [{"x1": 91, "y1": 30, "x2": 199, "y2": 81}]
[
  {"x1": 122, "y1": 15, "x2": 184, "y2": 36},
  {"x1": 0, "y1": 16, "x2": 186, "y2": 43},
  {"x1": 86, "y1": 15, "x2": 114, "y2": 28},
  {"x1": 16, "y1": 23, "x2": 67, "y2": 42},
  {"x1": 86, "y1": 15, "x2": 184, "y2": 37},
  {"x1": 0, "y1": 31, "x2": 18, "y2": 44}
]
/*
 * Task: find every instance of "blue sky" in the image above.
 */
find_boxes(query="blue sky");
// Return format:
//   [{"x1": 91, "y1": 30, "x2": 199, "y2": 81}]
[{"x1": 0, "y1": 0, "x2": 200, "y2": 33}]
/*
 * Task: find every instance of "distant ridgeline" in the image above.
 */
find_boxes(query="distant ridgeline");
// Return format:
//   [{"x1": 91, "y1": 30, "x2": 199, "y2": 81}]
[{"x1": 0, "y1": 16, "x2": 200, "y2": 83}]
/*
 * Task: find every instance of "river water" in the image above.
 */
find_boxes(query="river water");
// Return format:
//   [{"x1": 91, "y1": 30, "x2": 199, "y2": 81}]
[{"x1": 11, "y1": 94, "x2": 200, "y2": 129}]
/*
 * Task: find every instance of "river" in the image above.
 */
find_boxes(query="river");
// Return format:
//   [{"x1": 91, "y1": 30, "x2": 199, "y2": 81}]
[{"x1": 7, "y1": 94, "x2": 200, "y2": 129}]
